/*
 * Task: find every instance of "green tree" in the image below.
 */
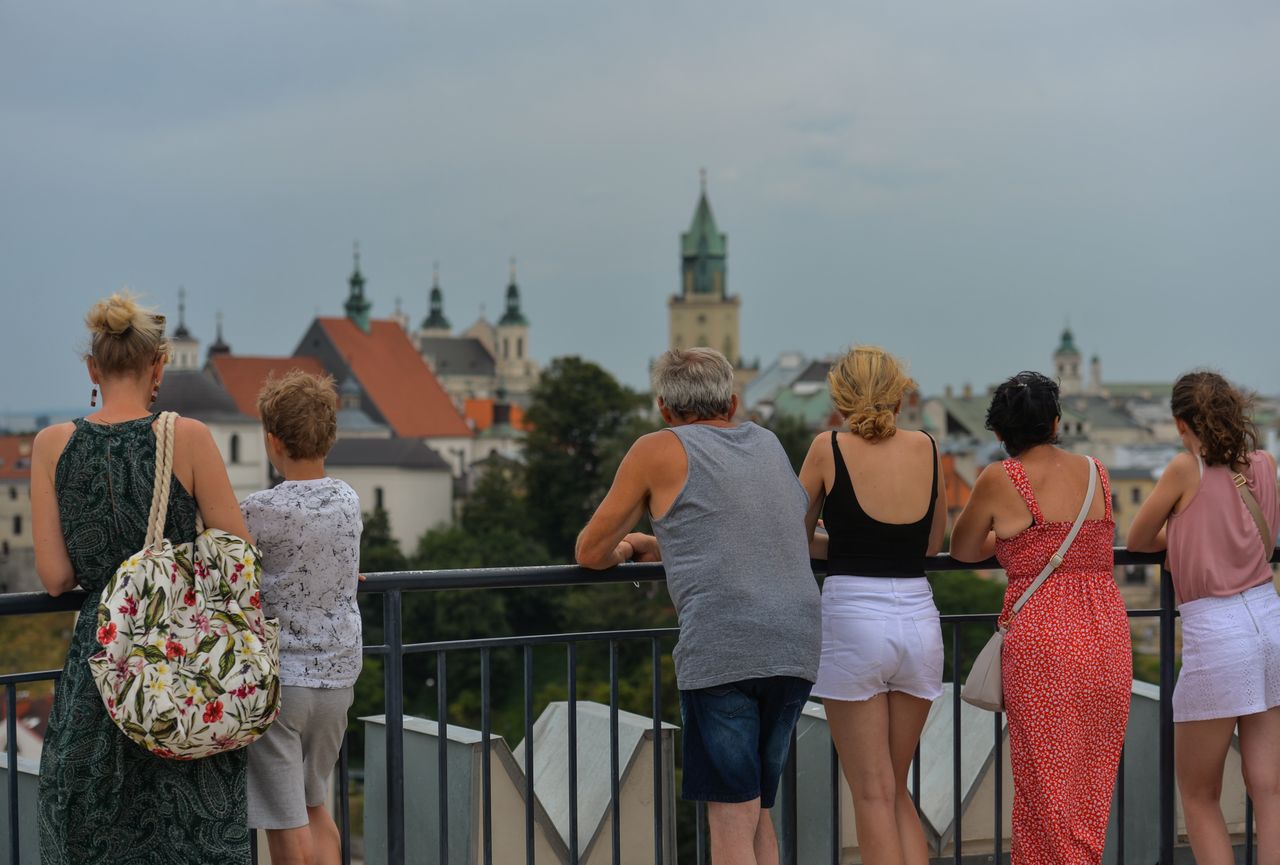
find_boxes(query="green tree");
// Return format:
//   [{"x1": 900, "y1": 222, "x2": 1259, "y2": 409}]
[
  {"x1": 928, "y1": 569, "x2": 1008, "y2": 679},
  {"x1": 765, "y1": 411, "x2": 816, "y2": 473},
  {"x1": 523, "y1": 356, "x2": 648, "y2": 559}
]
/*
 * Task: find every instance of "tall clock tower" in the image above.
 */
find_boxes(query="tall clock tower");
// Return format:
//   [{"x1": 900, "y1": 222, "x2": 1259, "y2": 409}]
[{"x1": 668, "y1": 172, "x2": 743, "y2": 367}]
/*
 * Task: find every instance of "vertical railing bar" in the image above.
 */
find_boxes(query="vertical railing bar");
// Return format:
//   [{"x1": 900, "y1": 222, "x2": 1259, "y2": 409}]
[
  {"x1": 384, "y1": 590, "x2": 406, "y2": 865},
  {"x1": 1116, "y1": 744, "x2": 1125, "y2": 865},
  {"x1": 7, "y1": 684, "x2": 18, "y2": 865},
  {"x1": 830, "y1": 739, "x2": 841, "y2": 865},
  {"x1": 610, "y1": 640, "x2": 621, "y2": 865},
  {"x1": 339, "y1": 730, "x2": 352, "y2": 865},
  {"x1": 952, "y1": 623, "x2": 962, "y2": 865},
  {"x1": 249, "y1": 827, "x2": 258, "y2": 865},
  {"x1": 437, "y1": 651, "x2": 449, "y2": 865},
  {"x1": 695, "y1": 801, "x2": 707, "y2": 865},
  {"x1": 524, "y1": 645, "x2": 535, "y2": 865},
  {"x1": 1158, "y1": 569, "x2": 1176, "y2": 865},
  {"x1": 567, "y1": 642, "x2": 580, "y2": 865},
  {"x1": 481, "y1": 648, "x2": 493, "y2": 865},
  {"x1": 783, "y1": 724, "x2": 798, "y2": 865},
  {"x1": 651, "y1": 637, "x2": 664, "y2": 865},
  {"x1": 994, "y1": 711, "x2": 1003, "y2": 864},
  {"x1": 912, "y1": 741, "x2": 921, "y2": 809},
  {"x1": 1246, "y1": 795, "x2": 1255, "y2": 865}
]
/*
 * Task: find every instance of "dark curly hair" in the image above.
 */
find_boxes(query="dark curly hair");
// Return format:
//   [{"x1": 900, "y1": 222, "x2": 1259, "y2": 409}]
[
  {"x1": 1170, "y1": 371, "x2": 1259, "y2": 467},
  {"x1": 985, "y1": 371, "x2": 1061, "y2": 458}
]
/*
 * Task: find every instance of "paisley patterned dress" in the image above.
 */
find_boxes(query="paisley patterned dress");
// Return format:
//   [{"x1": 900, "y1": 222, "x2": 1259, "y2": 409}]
[
  {"x1": 995, "y1": 458, "x2": 1131, "y2": 865},
  {"x1": 38, "y1": 416, "x2": 249, "y2": 865}
]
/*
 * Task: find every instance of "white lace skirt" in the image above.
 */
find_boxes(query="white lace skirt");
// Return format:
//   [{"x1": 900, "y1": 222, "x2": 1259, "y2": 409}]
[{"x1": 1175, "y1": 583, "x2": 1280, "y2": 723}]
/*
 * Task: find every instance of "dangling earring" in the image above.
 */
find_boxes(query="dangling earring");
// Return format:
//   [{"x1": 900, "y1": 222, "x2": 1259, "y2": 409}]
[
  {"x1": 90, "y1": 386, "x2": 97, "y2": 408},
  {"x1": 150, "y1": 382, "x2": 159, "y2": 405}
]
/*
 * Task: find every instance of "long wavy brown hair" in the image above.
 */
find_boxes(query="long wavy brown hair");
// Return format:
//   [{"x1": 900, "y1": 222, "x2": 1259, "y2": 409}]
[{"x1": 1170, "y1": 371, "x2": 1259, "y2": 467}]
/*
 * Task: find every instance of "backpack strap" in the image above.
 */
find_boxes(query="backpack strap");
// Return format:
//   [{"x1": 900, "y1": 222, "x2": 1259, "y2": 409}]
[
  {"x1": 1233, "y1": 460, "x2": 1276, "y2": 562},
  {"x1": 144, "y1": 412, "x2": 178, "y2": 550}
]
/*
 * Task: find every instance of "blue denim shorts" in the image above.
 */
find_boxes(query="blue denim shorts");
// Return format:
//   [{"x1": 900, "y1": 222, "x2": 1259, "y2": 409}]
[{"x1": 679, "y1": 676, "x2": 813, "y2": 807}]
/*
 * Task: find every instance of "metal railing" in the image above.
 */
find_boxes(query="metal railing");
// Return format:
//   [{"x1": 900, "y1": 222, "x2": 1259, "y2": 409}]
[{"x1": 3, "y1": 548, "x2": 1278, "y2": 865}]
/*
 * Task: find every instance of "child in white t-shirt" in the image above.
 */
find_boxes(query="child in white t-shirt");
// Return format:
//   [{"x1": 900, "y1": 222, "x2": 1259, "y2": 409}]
[{"x1": 241, "y1": 371, "x2": 362, "y2": 865}]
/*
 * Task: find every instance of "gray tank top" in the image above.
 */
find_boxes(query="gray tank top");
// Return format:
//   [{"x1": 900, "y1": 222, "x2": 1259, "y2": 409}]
[{"x1": 651, "y1": 422, "x2": 821, "y2": 690}]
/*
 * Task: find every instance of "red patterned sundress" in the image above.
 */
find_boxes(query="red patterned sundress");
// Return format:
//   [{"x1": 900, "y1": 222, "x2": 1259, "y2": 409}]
[{"x1": 994, "y1": 458, "x2": 1132, "y2": 865}]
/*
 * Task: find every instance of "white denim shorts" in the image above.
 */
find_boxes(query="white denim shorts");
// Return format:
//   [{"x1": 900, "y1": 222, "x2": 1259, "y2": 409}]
[
  {"x1": 1175, "y1": 583, "x2": 1280, "y2": 723},
  {"x1": 811, "y1": 576, "x2": 944, "y2": 703}
]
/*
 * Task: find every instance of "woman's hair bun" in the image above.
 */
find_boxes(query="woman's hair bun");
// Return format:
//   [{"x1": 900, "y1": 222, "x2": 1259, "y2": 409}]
[
  {"x1": 84, "y1": 291, "x2": 169, "y2": 377},
  {"x1": 86, "y1": 291, "x2": 145, "y2": 336}
]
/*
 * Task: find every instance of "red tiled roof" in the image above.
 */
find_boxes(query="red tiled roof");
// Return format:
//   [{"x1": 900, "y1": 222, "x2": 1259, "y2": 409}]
[
  {"x1": 464, "y1": 398, "x2": 526, "y2": 432},
  {"x1": 0, "y1": 435, "x2": 34, "y2": 481},
  {"x1": 314, "y1": 318, "x2": 471, "y2": 438},
  {"x1": 208, "y1": 355, "x2": 329, "y2": 419},
  {"x1": 941, "y1": 453, "x2": 973, "y2": 512}
]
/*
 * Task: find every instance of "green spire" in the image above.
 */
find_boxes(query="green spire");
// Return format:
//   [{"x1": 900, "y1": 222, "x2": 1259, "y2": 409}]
[
  {"x1": 1055, "y1": 325, "x2": 1079, "y2": 357},
  {"x1": 680, "y1": 170, "x2": 728, "y2": 297},
  {"x1": 345, "y1": 241, "x2": 372, "y2": 332},
  {"x1": 499, "y1": 257, "x2": 528, "y2": 326},
  {"x1": 681, "y1": 169, "x2": 727, "y2": 258},
  {"x1": 421, "y1": 263, "x2": 451, "y2": 330}
]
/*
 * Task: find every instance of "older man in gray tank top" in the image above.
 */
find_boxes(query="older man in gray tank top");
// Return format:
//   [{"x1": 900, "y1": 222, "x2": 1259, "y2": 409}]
[{"x1": 577, "y1": 347, "x2": 821, "y2": 865}]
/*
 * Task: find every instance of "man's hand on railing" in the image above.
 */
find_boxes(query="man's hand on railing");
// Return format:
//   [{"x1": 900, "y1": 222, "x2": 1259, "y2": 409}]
[{"x1": 623, "y1": 532, "x2": 662, "y2": 562}]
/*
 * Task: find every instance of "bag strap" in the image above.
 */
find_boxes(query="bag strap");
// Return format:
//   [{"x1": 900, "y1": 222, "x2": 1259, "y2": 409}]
[
  {"x1": 1232, "y1": 464, "x2": 1276, "y2": 562},
  {"x1": 144, "y1": 412, "x2": 178, "y2": 550},
  {"x1": 1005, "y1": 456, "x2": 1099, "y2": 625}
]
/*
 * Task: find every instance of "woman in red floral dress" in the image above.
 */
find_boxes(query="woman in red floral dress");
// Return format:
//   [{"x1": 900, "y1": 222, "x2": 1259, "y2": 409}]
[{"x1": 952, "y1": 371, "x2": 1131, "y2": 865}]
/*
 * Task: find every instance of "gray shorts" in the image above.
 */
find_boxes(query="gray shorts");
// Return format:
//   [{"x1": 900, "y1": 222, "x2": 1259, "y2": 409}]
[{"x1": 247, "y1": 685, "x2": 355, "y2": 829}]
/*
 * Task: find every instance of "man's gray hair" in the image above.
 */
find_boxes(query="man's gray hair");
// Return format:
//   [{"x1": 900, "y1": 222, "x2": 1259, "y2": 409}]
[{"x1": 652, "y1": 347, "x2": 735, "y2": 420}]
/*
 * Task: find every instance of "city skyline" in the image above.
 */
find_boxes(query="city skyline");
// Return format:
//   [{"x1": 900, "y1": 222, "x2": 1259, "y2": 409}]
[{"x1": 4, "y1": 1, "x2": 1279, "y2": 413}]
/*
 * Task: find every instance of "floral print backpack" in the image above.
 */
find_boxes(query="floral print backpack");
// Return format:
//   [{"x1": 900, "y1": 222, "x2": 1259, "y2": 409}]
[{"x1": 88, "y1": 411, "x2": 282, "y2": 759}]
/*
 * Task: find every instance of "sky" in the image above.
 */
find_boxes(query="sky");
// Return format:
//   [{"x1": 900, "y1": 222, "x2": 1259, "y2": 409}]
[{"x1": 2, "y1": 0, "x2": 1278, "y2": 414}]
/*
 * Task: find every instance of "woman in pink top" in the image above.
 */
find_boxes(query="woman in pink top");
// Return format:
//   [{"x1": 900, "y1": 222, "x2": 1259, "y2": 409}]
[{"x1": 1129, "y1": 371, "x2": 1280, "y2": 865}]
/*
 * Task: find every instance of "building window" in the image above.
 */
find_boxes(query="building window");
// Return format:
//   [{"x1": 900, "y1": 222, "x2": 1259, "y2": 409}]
[
  {"x1": 375, "y1": 486, "x2": 385, "y2": 512},
  {"x1": 1111, "y1": 493, "x2": 1119, "y2": 513},
  {"x1": 12, "y1": 515, "x2": 21, "y2": 536},
  {"x1": 1, "y1": 540, "x2": 8, "y2": 556},
  {"x1": 7, "y1": 486, "x2": 14, "y2": 500},
  {"x1": 517, "y1": 337, "x2": 524, "y2": 358},
  {"x1": 1131, "y1": 487, "x2": 1142, "y2": 505},
  {"x1": 503, "y1": 338, "x2": 510, "y2": 359},
  {"x1": 230, "y1": 434, "x2": 241, "y2": 465}
]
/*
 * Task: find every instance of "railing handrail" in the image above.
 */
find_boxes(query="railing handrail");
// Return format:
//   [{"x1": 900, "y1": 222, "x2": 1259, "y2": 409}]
[{"x1": 0, "y1": 547, "x2": 1199, "y2": 613}]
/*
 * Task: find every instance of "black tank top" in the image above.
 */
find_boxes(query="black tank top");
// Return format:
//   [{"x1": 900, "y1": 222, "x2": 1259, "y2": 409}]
[{"x1": 824, "y1": 430, "x2": 939, "y2": 578}]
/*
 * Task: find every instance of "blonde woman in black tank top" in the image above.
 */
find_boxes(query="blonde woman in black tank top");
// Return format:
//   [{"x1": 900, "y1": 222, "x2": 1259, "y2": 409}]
[{"x1": 798, "y1": 346, "x2": 947, "y2": 865}]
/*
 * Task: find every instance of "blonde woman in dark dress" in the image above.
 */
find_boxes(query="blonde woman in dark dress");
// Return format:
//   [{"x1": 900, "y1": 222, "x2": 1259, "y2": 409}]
[{"x1": 31, "y1": 293, "x2": 254, "y2": 864}]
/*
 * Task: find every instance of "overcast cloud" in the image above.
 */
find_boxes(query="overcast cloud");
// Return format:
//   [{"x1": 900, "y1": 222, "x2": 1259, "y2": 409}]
[{"x1": 2, "y1": 1, "x2": 1278, "y2": 414}]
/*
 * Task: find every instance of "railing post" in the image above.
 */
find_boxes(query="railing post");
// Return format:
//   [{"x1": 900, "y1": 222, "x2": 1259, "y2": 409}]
[
  {"x1": 1159, "y1": 568, "x2": 1176, "y2": 865},
  {"x1": 782, "y1": 725, "x2": 798, "y2": 865},
  {"x1": 383, "y1": 590, "x2": 406, "y2": 865},
  {"x1": 7, "y1": 684, "x2": 19, "y2": 865}
]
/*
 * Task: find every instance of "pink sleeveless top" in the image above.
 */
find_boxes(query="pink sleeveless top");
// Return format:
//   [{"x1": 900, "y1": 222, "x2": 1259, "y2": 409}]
[{"x1": 1167, "y1": 451, "x2": 1279, "y2": 605}]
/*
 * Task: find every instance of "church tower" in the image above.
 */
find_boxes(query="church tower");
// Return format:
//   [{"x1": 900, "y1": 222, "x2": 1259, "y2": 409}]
[
  {"x1": 344, "y1": 242, "x2": 372, "y2": 333},
  {"x1": 169, "y1": 288, "x2": 201, "y2": 371},
  {"x1": 1054, "y1": 326, "x2": 1083, "y2": 396},
  {"x1": 668, "y1": 171, "x2": 742, "y2": 365},
  {"x1": 420, "y1": 264, "x2": 452, "y2": 338},
  {"x1": 495, "y1": 258, "x2": 534, "y2": 390}
]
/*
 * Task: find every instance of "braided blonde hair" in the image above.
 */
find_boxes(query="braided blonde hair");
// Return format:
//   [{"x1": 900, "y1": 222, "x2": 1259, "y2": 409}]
[{"x1": 827, "y1": 346, "x2": 917, "y2": 442}]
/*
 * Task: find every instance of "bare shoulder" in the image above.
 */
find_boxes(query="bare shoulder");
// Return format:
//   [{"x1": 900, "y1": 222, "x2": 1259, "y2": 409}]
[
  {"x1": 32, "y1": 422, "x2": 76, "y2": 465},
  {"x1": 1164, "y1": 451, "x2": 1199, "y2": 481},
  {"x1": 973, "y1": 460, "x2": 1012, "y2": 494},
  {"x1": 171, "y1": 416, "x2": 215, "y2": 449}
]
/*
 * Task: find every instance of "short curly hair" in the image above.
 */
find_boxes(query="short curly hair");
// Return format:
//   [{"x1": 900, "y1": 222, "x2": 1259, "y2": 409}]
[
  {"x1": 257, "y1": 370, "x2": 338, "y2": 461},
  {"x1": 985, "y1": 371, "x2": 1061, "y2": 457}
]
